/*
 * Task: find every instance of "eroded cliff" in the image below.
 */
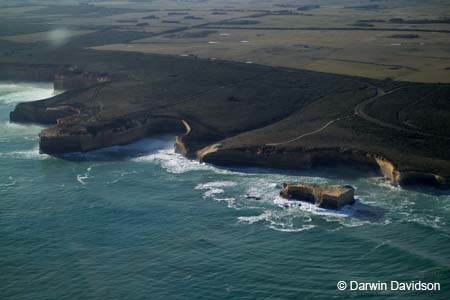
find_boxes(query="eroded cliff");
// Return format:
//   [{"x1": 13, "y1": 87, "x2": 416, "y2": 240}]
[{"x1": 7, "y1": 55, "x2": 450, "y2": 189}]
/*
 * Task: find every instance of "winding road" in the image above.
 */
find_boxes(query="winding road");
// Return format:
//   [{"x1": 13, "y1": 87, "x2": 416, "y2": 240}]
[
  {"x1": 266, "y1": 117, "x2": 350, "y2": 146},
  {"x1": 355, "y1": 86, "x2": 450, "y2": 140},
  {"x1": 266, "y1": 84, "x2": 450, "y2": 146}
]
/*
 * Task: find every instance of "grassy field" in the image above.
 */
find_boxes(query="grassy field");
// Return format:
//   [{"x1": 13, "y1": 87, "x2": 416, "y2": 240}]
[
  {"x1": 1, "y1": 30, "x2": 95, "y2": 43},
  {"x1": 1, "y1": 0, "x2": 449, "y2": 83},
  {"x1": 94, "y1": 27, "x2": 450, "y2": 82}
]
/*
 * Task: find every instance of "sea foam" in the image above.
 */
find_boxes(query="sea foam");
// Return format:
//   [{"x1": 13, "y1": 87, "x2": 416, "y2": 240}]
[{"x1": 0, "y1": 82, "x2": 56, "y2": 104}]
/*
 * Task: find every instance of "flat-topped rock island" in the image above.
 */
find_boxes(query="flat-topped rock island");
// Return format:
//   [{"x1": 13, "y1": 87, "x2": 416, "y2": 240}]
[{"x1": 280, "y1": 183, "x2": 355, "y2": 210}]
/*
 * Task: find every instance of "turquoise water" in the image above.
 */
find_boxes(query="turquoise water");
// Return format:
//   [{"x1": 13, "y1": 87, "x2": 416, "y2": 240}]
[{"x1": 1, "y1": 83, "x2": 449, "y2": 300}]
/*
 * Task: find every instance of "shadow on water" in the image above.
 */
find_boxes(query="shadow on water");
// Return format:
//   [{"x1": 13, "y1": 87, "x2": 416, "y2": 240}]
[
  {"x1": 352, "y1": 200, "x2": 387, "y2": 222},
  {"x1": 55, "y1": 135, "x2": 176, "y2": 162},
  {"x1": 401, "y1": 184, "x2": 450, "y2": 196}
]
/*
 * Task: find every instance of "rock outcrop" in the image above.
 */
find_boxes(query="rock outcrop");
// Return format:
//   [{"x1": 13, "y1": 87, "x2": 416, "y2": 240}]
[
  {"x1": 10, "y1": 103, "x2": 80, "y2": 124},
  {"x1": 0, "y1": 63, "x2": 111, "y2": 91},
  {"x1": 39, "y1": 114, "x2": 186, "y2": 154},
  {"x1": 280, "y1": 183, "x2": 355, "y2": 209}
]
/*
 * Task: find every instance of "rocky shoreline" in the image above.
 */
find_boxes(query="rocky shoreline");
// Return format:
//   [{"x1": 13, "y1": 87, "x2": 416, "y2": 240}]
[
  {"x1": 197, "y1": 144, "x2": 450, "y2": 189},
  {"x1": 5, "y1": 62, "x2": 450, "y2": 189}
]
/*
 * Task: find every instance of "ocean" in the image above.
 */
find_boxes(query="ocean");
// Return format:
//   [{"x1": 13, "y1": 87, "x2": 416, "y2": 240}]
[{"x1": 1, "y1": 82, "x2": 449, "y2": 299}]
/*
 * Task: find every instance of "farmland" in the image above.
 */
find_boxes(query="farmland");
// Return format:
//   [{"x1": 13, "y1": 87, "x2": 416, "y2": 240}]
[{"x1": 1, "y1": 0, "x2": 449, "y2": 82}]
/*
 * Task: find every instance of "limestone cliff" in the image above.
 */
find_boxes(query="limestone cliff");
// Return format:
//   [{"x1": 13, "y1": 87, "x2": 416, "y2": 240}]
[
  {"x1": 10, "y1": 103, "x2": 80, "y2": 124},
  {"x1": 6, "y1": 59, "x2": 450, "y2": 190},
  {"x1": 39, "y1": 114, "x2": 185, "y2": 154},
  {"x1": 198, "y1": 145, "x2": 450, "y2": 189}
]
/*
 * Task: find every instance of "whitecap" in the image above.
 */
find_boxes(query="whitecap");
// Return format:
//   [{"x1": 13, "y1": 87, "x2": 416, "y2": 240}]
[
  {"x1": 407, "y1": 215, "x2": 445, "y2": 229},
  {"x1": 195, "y1": 181, "x2": 236, "y2": 198},
  {"x1": 204, "y1": 188, "x2": 224, "y2": 198},
  {"x1": 76, "y1": 174, "x2": 88, "y2": 185},
  {"x1": 367, "y1": 177, "x2": 402, "y2": 191},
  {"x1": 238, "y1": 207, "x2": 316, "y2": 232},
  {"x1": 213, "y1": 197, "x2": 237, "y2": 208},
  {"x1": 269, "y1": 224, "x2": 316, "y2": 232},
  {"x1": 195, "y1": 181, "x2": 237, "y2": 190},
  {"x1": 2, "y1": 146, "x2": 49, "y2": 160},
  {"x1": 238, "y1": 211, "x2": 273, "y2": 224},
  {"x1": 272, "y1": 194, "x2": 355, "y2": 217},
  {"x1": 76, "y1": 164, "x2": 96, "y2": 185},
  {"x1": 135, "y1": 147, "x2": 212, "y2": 173}
]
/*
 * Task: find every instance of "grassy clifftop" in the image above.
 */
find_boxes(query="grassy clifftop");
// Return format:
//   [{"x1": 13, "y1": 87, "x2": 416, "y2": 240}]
[{"x1": 4, "y1": 46, "x2": 450, "y2": 182}]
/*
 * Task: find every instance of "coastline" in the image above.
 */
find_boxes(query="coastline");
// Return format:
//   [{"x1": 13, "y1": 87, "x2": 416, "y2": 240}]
[
  {"x1": 4, "y1": 62, "x2": 450, "y2": 189},
  {"x1": 196, "y1": 144, "x2": 450, "y2": 189}
]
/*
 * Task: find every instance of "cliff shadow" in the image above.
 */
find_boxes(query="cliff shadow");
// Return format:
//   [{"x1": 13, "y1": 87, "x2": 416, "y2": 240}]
[
  {"x1": 401, "y1": 184, "x2": 450, "y2": 196},
  {"x1": 209, "y1": 163, "x2": 381, "y2": 181},
  {"x1": 351, "y1": 200, "x2": 387, "y2": 222},
  {"x1": 56, "y1": 135, "x2": 176, "y2": 162}
]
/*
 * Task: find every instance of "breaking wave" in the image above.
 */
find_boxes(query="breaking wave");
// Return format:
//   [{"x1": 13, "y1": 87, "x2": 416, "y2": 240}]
[
  {"x1": 192, "y1": 167, "x2": 449, "y2": 232},
  {"x1": 0, "y1": 146, "x2": 49, "y2": 160},
  {"x1": 0, "y1": 82, "x2": 56, "y2": 104},
  {"x1": 134, "y1": 147, "x2": 212, "y2": 174}
]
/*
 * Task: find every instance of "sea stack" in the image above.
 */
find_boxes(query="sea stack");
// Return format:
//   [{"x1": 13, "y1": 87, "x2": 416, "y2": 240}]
[{"x1": 280, "y1": 183, "x2": 355, "y2": 209}]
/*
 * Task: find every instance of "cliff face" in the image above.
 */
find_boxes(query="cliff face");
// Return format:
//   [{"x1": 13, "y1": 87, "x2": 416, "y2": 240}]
[
  {"x1": 198, "y1": 145, "x2": 450, "y2": 189},
  {"x1": 0, "y1": 63, "x2": 111, "y2": 91},
  {"x1": 6, "y1": 58, "x2": 450, "y2": 190},
  {"x1": 174, "y1": 120, "x2": 224, "y2": 159},
  {"x1": 39, "y1": 115, "x2": 186, "y2": 154},
  {"x1": 374, "y1": 157, "x2": 449, "y2": 188},
  {"x1": 198, "y1": 146, "x2": 381, "y2": 172},
  {"x1": 8, "y1": 64, "x2": 114, "y2": 128},
  {"x1": 10, "y1": 104, "x2": 79, "y2": 124}
]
